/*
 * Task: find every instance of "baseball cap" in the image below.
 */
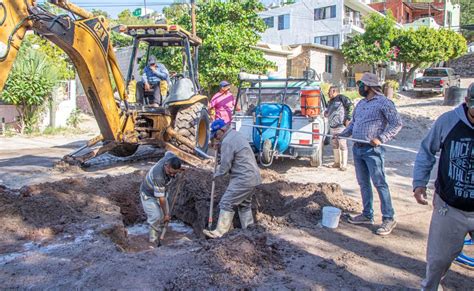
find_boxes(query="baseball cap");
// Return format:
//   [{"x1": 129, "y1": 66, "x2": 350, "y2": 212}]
[
  {"x1": 210, "y1": 119, "x2": 226, "y2": 138},
  {"x1": 148, "y1": 56, "x2": 157, "y2": 65},
  {"x1": 468, "y1": 83, "x2": 474, "y2": 109},
  {"x1": 219, "y1": 80, "x2": 231, "y2": 88}
]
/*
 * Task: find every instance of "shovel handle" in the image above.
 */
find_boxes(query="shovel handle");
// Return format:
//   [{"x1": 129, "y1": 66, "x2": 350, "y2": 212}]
[{"x1": 208, "y1": 151, "x2": 219, "y2": 229}]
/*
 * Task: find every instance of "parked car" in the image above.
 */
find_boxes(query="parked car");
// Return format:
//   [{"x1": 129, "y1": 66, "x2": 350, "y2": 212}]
[
  {"x1": 413, "y1": 67, "x2": 461, "y2": 96},
  {"x1": 231, "y1": 71, "x2": 328, "y2": 167}
]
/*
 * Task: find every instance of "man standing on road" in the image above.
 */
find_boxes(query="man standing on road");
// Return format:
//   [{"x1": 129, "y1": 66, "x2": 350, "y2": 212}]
[
  {"x1": 140, "y1": 151, "x2": 183, "y2": 244},
  {"x1": 338, "y1": 73, "x2": 402, "y2": 236},
  {"x1": 325, "y1": 86, "x2": 353, "y2": 171},
  {"x1": 203, "y1": 119, "x2": 262, "y2": 239},
  {"x1": 412, "y1": 83, "x2": 474, "y2": 290}
]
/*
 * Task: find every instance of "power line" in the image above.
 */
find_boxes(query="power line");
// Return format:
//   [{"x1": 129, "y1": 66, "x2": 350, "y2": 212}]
[{"x1": 37, "y1": 1, "x2": 185, "y2": 7}]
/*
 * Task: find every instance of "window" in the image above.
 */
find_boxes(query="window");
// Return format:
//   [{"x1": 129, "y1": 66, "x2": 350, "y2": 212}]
[
  {"x1": 278, "y1": 14, "x2": 290, "y2": 30},
  {"x1": 314, "y1": 5, "x2": 336, "y2": 21},
  {"x1": 325, "y1": 55, "x2": 332, "y2": 73},
  {"x1": 314, "y1": 34, "x2": 340, "y2": 48},
  {"x1": 263, "y1": 17, "x2": 274, "y2": 28}
]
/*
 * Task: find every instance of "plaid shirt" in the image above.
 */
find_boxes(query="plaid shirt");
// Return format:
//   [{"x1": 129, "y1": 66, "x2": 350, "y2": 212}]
[{"x1": 339, "y1": 94, "x2": 402, "y2": 143}]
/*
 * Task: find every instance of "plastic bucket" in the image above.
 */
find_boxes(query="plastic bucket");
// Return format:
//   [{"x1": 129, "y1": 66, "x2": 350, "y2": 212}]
[{"x1": 322, "y1": 206, "x2": 342, "y2": 228}]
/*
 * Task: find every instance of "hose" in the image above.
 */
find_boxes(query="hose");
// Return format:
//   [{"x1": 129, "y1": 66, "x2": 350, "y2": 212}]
[
  {"x1": 241, "y1": 124, "x2": 423, "y2": 155},
  {"x1": 0, "y1": 3, "x2": 6, "y2": 26},
  {"x1": 0, "y1": 16, "x2": 32, "y2": 61}
]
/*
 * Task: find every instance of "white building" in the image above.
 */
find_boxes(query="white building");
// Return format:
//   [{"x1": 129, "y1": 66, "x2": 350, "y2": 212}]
[{"x1": 259, "y1": 0, "x2": 383, "y2": 49}]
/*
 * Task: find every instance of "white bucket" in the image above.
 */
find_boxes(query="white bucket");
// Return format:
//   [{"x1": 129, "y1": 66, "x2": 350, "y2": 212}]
[{"x1": 322, "y1": 206, "x2": 342, "y2": 229}]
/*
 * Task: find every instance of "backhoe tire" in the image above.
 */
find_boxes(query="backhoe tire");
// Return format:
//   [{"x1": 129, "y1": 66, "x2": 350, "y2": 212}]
[
  {"x1": 173, "y1": 102, "x2": 210, "y2": 153},
  {"x1": 109, "y1": 143, "x2": 139, "y2": 157}
]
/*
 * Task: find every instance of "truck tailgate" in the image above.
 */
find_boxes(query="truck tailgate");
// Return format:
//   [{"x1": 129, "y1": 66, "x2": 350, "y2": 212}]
[{"x1": 291, "y1": 117, "x2": 321, "y2": 146}]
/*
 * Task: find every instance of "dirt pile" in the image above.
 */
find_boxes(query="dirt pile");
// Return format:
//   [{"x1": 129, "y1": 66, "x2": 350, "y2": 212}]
[
  {"x1": 169, "y1": 168, "x2": 360, "y2": 235},
  {"x1": 0, "y1": 172, "x2": 146, "y2": 253},
  {"x1": 0, "y1": 166, "x2": 359, "y2": 254}
]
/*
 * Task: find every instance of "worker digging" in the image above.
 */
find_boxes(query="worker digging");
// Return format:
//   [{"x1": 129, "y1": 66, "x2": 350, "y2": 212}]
[
  {"x1": 139, "y1": 151, "x2": 183, "y2": 246},
  {"x1": 203, "y1": 119, "x2": 262, "y2": 239},
  {"x1": 0, "y1": 0, "x2": 473, "y2": 289}
]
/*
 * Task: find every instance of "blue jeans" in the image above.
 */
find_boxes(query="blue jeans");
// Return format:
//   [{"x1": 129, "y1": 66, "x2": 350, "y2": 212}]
[{"x1": 352, "y1": 144, "x2": 395, "y2": 220}]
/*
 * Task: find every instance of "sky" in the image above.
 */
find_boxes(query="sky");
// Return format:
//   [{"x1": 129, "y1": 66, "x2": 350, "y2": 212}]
[{"x1": 37, "y1": 0, "x2": 276, "y2": 18}]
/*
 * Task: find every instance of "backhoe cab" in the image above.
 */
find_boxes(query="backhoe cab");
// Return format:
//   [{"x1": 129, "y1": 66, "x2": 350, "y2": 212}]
[
  {"x1": 119, "y1": 24, "x2": 210, "y2": 158},
  {"x1": 0, "y1": 0, "x2": 210, "y2": 166}
]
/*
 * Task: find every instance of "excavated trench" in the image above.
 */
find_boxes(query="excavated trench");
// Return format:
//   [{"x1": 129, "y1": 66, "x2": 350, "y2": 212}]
[{"x1": 0, "y1": 168, "x2": 359, "y2": 254}]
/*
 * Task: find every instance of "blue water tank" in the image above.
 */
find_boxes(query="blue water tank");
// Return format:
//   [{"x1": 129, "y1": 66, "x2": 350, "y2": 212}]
[{"x1": 253, "y1": 103, "x2": 292, "y2": 154}]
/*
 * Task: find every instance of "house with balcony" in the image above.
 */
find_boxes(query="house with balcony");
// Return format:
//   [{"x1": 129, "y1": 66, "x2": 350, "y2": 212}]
[
  {"x1": 368, "y1": 0, "x2": 460, "y2": 31},
  {"x1": 259, "y1": 0, "x2": 379, "y2": 48},
  {"x1": 257, "y1": 0, "x2": 383, "y2": 87}
]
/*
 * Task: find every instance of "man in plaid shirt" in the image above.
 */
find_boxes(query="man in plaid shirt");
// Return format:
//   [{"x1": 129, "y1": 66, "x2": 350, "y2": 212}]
[{"x1": 338, "y1": 73, "x2": 402, "y2": 236}]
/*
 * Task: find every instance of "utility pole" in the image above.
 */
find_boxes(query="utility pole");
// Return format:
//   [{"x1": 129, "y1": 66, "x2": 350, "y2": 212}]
[
  {"x1": 191, "y1": 0, "x2": 196, "y2": 36},
  {"x1": 144, "y1": 0, "x2": 147, "y2": 16}
]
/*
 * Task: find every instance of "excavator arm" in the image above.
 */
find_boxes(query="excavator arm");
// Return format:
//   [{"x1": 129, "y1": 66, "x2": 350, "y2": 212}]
[
  {"x1": 0, "y1": 0, "x2": 211, "y2": 166},
  {"x1": 0, "y1": 0, "x2": 135, "y2": 143}
]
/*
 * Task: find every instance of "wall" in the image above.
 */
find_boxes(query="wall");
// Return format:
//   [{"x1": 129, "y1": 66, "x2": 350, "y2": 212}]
[
  {"x1": 40, "y1": 80, "x2": 77, "y2": 130},
  {"x1": 309, "y1": 49, "x2": 345, "y2": 85},
  {"x1": 259, "y1": 0, "x2": 344, "y2": 45},
  {"x1": 288, "y1": 47, "x2": 311, "y2": 78},
  {"x1": 264, "y1": 53, "x2": 289, "y2": 77},
  {"x1": 0, "y1": 105, "x2": 20, "y2": 131},
  {"x1": 369, "y1": 0, "x2": 412, "y2": 24}
]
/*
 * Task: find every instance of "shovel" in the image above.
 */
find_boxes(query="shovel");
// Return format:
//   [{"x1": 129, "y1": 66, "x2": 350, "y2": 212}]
[
  {"x1": 157, "y1": 173, "x2": 183, "y2": 247},
  {"x1": 208, "y1": 150, "x2": 219, "y2": 230}
]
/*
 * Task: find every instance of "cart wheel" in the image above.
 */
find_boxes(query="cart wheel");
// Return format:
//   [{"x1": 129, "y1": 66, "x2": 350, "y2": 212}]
[
  {"x1": 260, "y1": 139, "x2": 273, "y2": 166},
  {"x1": 310, "y1": 144, "x2": 323, "y2": 167}
]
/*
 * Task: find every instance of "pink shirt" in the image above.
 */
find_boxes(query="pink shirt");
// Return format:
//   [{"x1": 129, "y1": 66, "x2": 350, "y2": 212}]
[{"x1": 210, "y1": 91, "x2": 236, "y2": 124}]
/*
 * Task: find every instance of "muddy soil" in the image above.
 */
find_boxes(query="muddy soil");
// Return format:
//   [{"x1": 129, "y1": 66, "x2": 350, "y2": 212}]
[
  {"x1": 0, "y1": 168, "x2": 361, "y2": 288},
  {"x1": 170, "y1": 168, "x2": 359, "y2": 236},
  {"x1": 1, "y1": 91, "x2": 474, "y2": 289}
]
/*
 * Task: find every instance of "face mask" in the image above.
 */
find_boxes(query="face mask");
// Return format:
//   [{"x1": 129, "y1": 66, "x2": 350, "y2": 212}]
[
  {"x1": 468, "y1": 86, "x2": 474, "y2": 109},
  {"x1": 468, "y1": 98, "x2": 474, "y2": 109},
  {"x1": 358, "y1": 82, "x2": 369, "y2": 97}
]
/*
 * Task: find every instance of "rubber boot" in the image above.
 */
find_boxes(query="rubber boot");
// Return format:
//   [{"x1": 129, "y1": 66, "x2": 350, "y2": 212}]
[
  {"x1": 340, "y1": 150, "x2": 348, "y2": 171},
  {"x1": 149, "y1": 224, "x2": 160, "y2": 243},
  {"x1": 203, "y1": 210, "x2": 234, "y2": 239},
  {"x1": 332, "y1": 149, "x2": 341, "y2": 168},
  {"x1": 238, "y1": 209, "x2": 254, "y2": 229}
]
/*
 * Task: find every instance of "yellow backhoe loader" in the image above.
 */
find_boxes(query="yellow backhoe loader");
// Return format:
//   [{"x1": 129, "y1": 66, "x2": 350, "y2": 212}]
[{"x1": 0, "y1": 0, "x2": 210, "y2": 166}]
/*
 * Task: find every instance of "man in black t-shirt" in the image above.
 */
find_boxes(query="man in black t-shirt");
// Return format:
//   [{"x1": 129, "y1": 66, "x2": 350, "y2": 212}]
[
  {"x1": 413, "y1": 83, "x2": 474, "y2": 290},
  {"x1": 324, "y1": 86, "x2": 353, "y2": 171}
]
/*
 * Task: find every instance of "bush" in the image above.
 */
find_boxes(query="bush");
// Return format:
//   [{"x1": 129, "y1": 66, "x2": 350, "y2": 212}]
[
  {"x1": 1, "y1": 49, "x2": 59, "y2": 134},
  {"x1": 67, "y1": 108, "x2": 83, "y2": 128},
  {"x1": 385, "y1": 80, "x2": 399, "y2": 91},
  {"x1": 341, "y1": 90, "x2": 361, "y2": 101}
]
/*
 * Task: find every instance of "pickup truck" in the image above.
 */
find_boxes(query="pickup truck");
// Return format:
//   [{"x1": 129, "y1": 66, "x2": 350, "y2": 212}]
[{"x1": 413, "y1": 67, "x2": 461, "y2": 96}]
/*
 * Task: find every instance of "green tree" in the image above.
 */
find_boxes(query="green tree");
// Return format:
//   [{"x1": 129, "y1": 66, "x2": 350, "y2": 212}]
[
  {"x1": 22, "y1": 34, "x2": 75, "y2": 80},
  {"x1": 459, "y1": 0, "x2": 473, "y2": 41},
  {"x1": 110, "y1": 9, "x2": 155, "y2": 47},
  {"x1": 1, "y1": 48, "x2": 59, "y2": 133},
  {"x1": 393, "y1": 27, "x2": 467, "y2": 86},
  {"x1": 91, "y1": 9, "x2": 110, "y2": 18},
  {"x1": 342, "y1": 12, "x2": 397, "y2": 72},
  {"x1": 165, "y1": 0, "x2": 273, "y2": 93}
]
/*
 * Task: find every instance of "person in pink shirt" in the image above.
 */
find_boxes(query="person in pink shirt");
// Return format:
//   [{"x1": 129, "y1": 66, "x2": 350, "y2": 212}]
[{"x1": 209, "y1": 81, "x2": 237, "y2": 124}]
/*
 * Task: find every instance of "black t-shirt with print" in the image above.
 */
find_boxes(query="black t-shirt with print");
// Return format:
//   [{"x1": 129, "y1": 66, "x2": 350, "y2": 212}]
[{"x1": 435, "y1": 107, "x2": 474, "y2": 211}]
